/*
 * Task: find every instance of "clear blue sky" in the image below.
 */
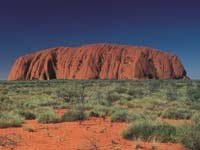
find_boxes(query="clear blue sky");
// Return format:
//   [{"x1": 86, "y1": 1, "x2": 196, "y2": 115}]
[{"x1": 0, "y1": 0, "x2": 200, "y2": 80}]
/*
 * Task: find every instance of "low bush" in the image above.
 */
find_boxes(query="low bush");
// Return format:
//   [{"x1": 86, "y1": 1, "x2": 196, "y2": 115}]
[
  {"x1": 187, "y1": 87, "x2": 200, "y2": 101},
  {"x1": 22, "y1": 101, "x2": 38, "y2": 109},
  {"x1": 118, "y1": 99, "x2": 129, "y2": 106},
  {"x1": 55, "y1": 89, "x2": 80, "y2": 103},
  {"x1": 18, "y1": 110, "x2": 36, "y2": 120},
  {"x1": 165, "y1": 83, "x2": 177, "y2": 101},
  {"x1": 126, "y1": 102, "x2": 143, "y2": 109},
  {"x1": 122, "y1": 119, "x2": 177, "y2": 142},
  {"x1": 161, "y1": 108, "x2": 192, "y2": 120},
  {"x1": 127, "y1": 89, "x2": 145, "y2": 98},
  {"x1": 89, "y1": 105, "x2": 109, "y2": 118},
  {"x1": 148, "y1": 80, "x2": 160, "y2": 93},
  {"x1": 115, "y1": 87, "x2": 127, "y2": 94},
  {"x1": 61, "y1": 109, "x2": 86, "y2": 121},
  {"x1": 0, "y1": 113, "x2": 24, "y2": 128},
  {"x1": 126, "y1": 112, "x2": 154, "y2": 122},
  {"x1": 178, "y1": 113, "x2": 200, "y2": 150},
  {"x1": 36, "y1": 110, "x2": 60, "y2": 124},
  {"x1": 39, "y1": 99, "x2": 60, "y2": 107},
  {"x1": 106, "y1": 92, "x2": 121, "y2": 105},
  {"x1": 110, "y1": 109, "x2": 128, "y2": 122}
]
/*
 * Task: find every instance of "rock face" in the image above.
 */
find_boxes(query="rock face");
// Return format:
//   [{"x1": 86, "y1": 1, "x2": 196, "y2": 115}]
[{"x1": 8, "y1": 44, "x2": 188, "y2": 80}]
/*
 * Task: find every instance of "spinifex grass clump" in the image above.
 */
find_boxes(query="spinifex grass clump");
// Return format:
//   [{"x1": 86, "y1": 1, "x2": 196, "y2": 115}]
[
  {"x1": 61, "y1": 106, "x2": 87, "y2": 121},
  {"x1": 126, "y1": 112, "x2": 155, "y2": 122},
  {"x1": 36, "y1": 109, "x2": 60, "y2": 124},
  {"x1": 0, "y1": 113, "x2": 24, "y2": 128},
  {"x1": 178, "y1": 113, "x2": 200, "y2": 150},
  {"x1": 89, "y1": 105, "x2": 109, "y2": 118},
  {"x1": 16, "y1": 109, "x2": 36, "y2": 120},
  {"x1": 110, "y1": 107, "x2": 128, "y2": 122},
  {"x1": 122, "y1": 119, "x2": 177, "y2": 142},
  {"x1": 161, "y1": 107, "x2": 192, "y2": 120},
  {"x1": 187, "y1": 85, "x2": 200, "y2": 101}
]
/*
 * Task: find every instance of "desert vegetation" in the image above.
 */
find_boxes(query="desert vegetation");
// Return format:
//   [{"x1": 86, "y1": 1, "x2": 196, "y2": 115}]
[
  {"x1": 0, "y1": 79, "x2": 200, "y2": 149},
  {"x1": 122, "y1": 119, "x2": 177, "y2": 142}
]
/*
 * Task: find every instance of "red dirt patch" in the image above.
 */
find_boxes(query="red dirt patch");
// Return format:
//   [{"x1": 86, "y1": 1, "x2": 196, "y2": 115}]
[
  {"x1": 0, "y1": 118, "x2": 185, "y2": 150},
  {"x1": 0, "y1": 133, "x2": 21, "y2": 149}
]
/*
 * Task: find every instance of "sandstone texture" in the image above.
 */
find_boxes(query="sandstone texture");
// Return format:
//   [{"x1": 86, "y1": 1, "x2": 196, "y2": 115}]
[{"x1": 8, "y1": 44, "x2": 188, "y2": 80}]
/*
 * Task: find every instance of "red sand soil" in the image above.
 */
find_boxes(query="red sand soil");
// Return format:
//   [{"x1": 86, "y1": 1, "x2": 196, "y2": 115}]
[{"x1": 0, "y1": 117, "x2": 185, "y2": 150}]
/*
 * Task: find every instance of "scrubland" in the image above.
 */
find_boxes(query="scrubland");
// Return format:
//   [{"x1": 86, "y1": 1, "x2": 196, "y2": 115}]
[{"x1": 0, "y1": 80, "x2": 200, "y2": 149}]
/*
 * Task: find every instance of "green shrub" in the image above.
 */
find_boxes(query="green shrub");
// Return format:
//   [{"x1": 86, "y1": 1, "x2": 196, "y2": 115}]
[
  {"x1": 118, "y1": 99, "x2": 129, "y2": 106},
  {"x1": 192, "y1": 112, "x2": 200, "y2": 126},
  {"x1": 89, "y1": 105, "x2": 109, "y2": 118},
  {"x1": 0, "y1": 113, "x2": 24, "y2": 128},
  {"x1": 106, "y1": 92, "x2": 121, "y2": 105},
  {"x1": 39, "y1": 99, "x2": 60, "y2": 107},
  {"x1": 18, "y1": 110, "x2": 36, "y2": 120},
  {"x1": 110, "y1": 109, "x2": 128, "y2": 122},
  {"x1": 0, "y1": 96, "x2": 11, "y2": 103},
  {"x1": 189, "y1": 103, "x2": 200, "y2": 110},
  {"x1": 126, "y1": 102, "x2": 143, "y2": 109},
  {"x1": 22, "y1": 101, "x2": 38, "y2": 109},
  {"x1": 127, "y1": 89, "x2": 145, "y2": 98},
  {"x1": 55, "y1": 89, "x2": 79, "y2": 103},
  {"x1": 187, "y1": 87, "x2": 200, "y2": 101},
  {"x1": 178, "y1": 113, "x2": 200, "y2": 150},
  {"x1": 115, "y1": 87, "x2": 127, "y2": 94},
  {"x1": 126, "y1": 112, "x2": 154, "y2": 122},
  {"x1": 37, "y1": 110, "x2": 60, "y2": 124},
  {"x1": 122, "y1": 119, "x2": 177, "y2": 142},
  {"x1": 161, "y1": 108, "x2": 192, "y2": 119},
  {"x1": 0, "y1": 97, "x2": 15, "y2": 111},
  {"x1": 165, "y1": 83, "x2": 177, "y2": 101},
  {"x1": 148, "y1": 80, "x2": 160, "y2": 93},
  {"x1": 61, "y1": 109, "x2": 86, "y2": 121}
]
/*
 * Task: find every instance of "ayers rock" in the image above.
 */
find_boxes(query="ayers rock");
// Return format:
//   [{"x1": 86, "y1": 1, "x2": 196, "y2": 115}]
[{"x1": 8, "y1": 43, "x2": 188, "y2": 80}]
